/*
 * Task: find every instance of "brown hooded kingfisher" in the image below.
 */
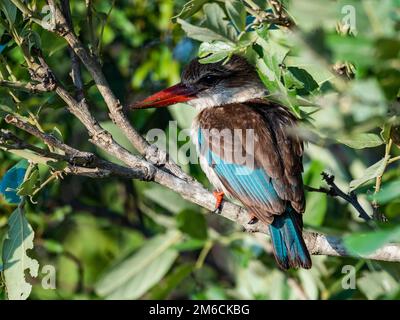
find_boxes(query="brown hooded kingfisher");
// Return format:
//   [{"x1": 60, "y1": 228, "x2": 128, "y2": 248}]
[{"x1": 131, "y1": 55, "x2": 312, "y2": 269}]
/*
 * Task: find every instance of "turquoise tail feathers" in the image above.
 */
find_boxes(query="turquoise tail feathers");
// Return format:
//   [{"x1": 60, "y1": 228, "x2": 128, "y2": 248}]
[{"x1": 268, "y1": 207, "x2": 312, "y2": 270}]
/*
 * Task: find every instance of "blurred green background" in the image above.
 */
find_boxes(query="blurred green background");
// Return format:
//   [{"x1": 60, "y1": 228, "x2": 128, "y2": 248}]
[{"x1": 0, "y1": 0, "x2": 400, "y2": 300}]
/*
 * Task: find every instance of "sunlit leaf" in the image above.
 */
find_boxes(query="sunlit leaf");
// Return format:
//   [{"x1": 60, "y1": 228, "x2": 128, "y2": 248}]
[
  {"x1": 303, "y1": 160, "x2": 327, "y2": 227},
  {"x1": 203, "y1": 3, "x2": 238, "y2": 42},
  {"x1": 370, "y1": 180, "x2": 400, "y2": 204},
  {"x1": 198, "y1": 41, "x2": 236, "y2": 63},
  {"x1": 2, "y1": 207, "x2": 40, "y2": 300},
  {"x1": 358, "y1": 271, "x2": 398, "y2": 300},
  {"x1": 17, "y1": 165, "x2": 40, "y2": 197},
  {"x1": 178, "y1": 19, "x2": 232, "y2": 43},
  {"x1": 337, "y1": 133, "x2": 383, "y2": 149},
  {"x1": 349, "y1": 156, "x2": 389, "y2": 190}
]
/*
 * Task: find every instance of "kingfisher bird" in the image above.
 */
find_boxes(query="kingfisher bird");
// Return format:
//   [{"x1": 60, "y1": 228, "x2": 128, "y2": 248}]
[{"x1": 131, "y1": 55, "x2": 312, "y2": 269}]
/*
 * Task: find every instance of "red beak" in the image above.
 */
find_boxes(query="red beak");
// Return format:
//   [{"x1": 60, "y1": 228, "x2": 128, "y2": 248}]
[{"x1": 130, "y1": 83, "x2": 197, "y2": 109}]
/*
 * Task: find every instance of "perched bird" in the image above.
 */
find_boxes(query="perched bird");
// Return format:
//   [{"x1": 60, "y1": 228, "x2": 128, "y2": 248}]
[{"x1": 131, "y1": 55, "x2": 311, "y2": 269}]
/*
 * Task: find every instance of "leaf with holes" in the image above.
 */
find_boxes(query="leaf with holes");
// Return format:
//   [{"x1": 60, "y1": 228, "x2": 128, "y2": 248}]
[
  {"x1": 2, "y1": 207, "x2": 39, "y2": 300},
  {"x1": 198, "y1": 41, "x2": 236, "y2": 63}
]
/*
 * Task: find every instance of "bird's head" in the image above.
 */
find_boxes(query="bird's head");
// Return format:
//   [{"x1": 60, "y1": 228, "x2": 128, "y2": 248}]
[{"x1": 131, "y1": 55, "x2": 267, "y2": 111}]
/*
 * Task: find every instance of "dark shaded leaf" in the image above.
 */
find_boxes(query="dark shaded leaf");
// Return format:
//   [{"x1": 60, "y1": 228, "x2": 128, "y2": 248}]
[{"x1": 176, "y1": 209, "x2": 208, "y2": 240}]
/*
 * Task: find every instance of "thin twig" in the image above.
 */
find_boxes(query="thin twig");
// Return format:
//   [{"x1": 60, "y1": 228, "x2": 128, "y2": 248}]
[
  {"x1": 0, "y1": 79, "x2": 51, "y2": 93},
  {"x1": 305, "y1": 172, "x2": 371, "y2": 221},
  {"x1": 371, "y1": 139, "x2": 392, "y2": 221},
  {"x1": 0, "y1": 128, "x2": 144, "y2": 179}
]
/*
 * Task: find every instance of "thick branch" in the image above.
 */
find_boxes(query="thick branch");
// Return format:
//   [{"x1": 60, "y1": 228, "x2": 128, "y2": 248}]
[
  {"x1": 3, "y1": 0, "x2": 399, "y2": 264},
  {"x1": 3, "y1": 122, "x2": 399, "y2": 261},
  {"x1": 150, "y1": 168, "x2": 400, "y2": 262}
]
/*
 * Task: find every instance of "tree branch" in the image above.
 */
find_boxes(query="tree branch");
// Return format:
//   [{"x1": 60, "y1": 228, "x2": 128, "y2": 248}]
[
  {"x1": 1, "y1": 0, "x2": 399, "y2": 264},
  {"x1": 47, "y1": 0, "x2": 195, "y2": 183},
  {"x1": 0, "y1": 79, "x2": 51, "y2": 93},
  {"x1": 305, "y1": 172, "x2": 372, "y2": 221},
  {"x1": 0, "y1": 127, "x2": 145, "y2": 179}
]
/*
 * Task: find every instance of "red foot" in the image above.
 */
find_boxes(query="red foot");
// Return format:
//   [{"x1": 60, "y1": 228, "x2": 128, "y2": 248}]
[{"x1": 212, "y1": 191, "x2": 225, "y2": 212}]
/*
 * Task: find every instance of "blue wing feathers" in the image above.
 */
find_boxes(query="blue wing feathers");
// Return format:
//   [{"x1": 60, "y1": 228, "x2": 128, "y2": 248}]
[
  {"x1": 269, "y1": 207, "x2": 311, "y2": 269},
  {"x1": 198, "y1": 127, "x2": 311, "y2": 269}
]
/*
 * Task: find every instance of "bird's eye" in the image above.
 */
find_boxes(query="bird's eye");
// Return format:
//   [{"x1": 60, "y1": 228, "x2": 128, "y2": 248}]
[{"x1": 200, "y1": 74, "x2": 219, "y2": 86}]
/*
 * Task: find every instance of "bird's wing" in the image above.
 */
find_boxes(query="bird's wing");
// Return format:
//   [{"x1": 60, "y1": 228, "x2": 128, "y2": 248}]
[{"x1": 197, "y1": 101, "x2": 304, "y2": 224}]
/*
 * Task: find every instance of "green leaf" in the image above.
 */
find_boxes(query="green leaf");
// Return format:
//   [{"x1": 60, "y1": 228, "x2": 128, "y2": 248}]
[
  {"x1": 100, "y1": 121, "x2": 135, "y2": 152},
  {"x1": 173, "y1": 0, "x2": 210, "y2": 20},
  {"x1": 173, "y1": 238, "x2": 207, "y2": 251},
  {"x1": 349, "y1": 156, "x2": 389, "y2": 190},
  {"x1": 286, "y1": 67, "x2": 319, "y2": 95},
  {"x1": 198, "y1": 41, "x2": 236, "y2": 64},
  {"x1": 344, "y1": 226, "x2": 400, "y2": 255},
  {"x1": 178, "y1": 2, "x2": 238, "y2": 43},
  {"x1": 142, "y1": 184, "x2": 195, "y2": 214},
  {"x1": 176, "y1": 209, "x2": 208, "y2": 240},
  {"x1": 203, "y1": 3, "x2": 238, "y2": 42},
  {"x1": 0, "y1": 0, "x2": 17, "y2": 25},
  {"x1": 326, "y1": 34, "x2": 375, "y2": 68},
  {"x1": 0, "y1": 104, "x2": 14, "y2": 117},
  {"x1": 2, "y1": 207, "x2": 39, "y2": 300},
  {"x1": 17, "y1": 165, "x2": 40, "y2": 197},
  {"x1": 370, "y1": 180, "x2": 400, "y2": 204},
  {"x1": 149, "y1": 263, "x2": 194, "y2": 299},
  {"x1": 46, "y1": 160, "x2": 68, "y2": 171},
  {"x1": 177, "y1": 19, "x2": 231, "y2": 43},
  {"x1": 225, "y1": 0, "x2": 246, "y2": 32},
  {"x1": 358, "y1": 271, "x2": 398, "y2": 300},
  {"x1": 337, "y1": 133, "x2": 383, "y2": 149},
  {"x1": 168, "y1": 103, "x2": 197, "y2": 128},
  {"x1": 21, "y1": 30, "x2": 41, "y2": 53},
  {"x1": 303, "y1": 160, "x2": 327, "y2": 227},
  {"x1": 95, "y1": 230, "x2": 181, "y2": 299}
]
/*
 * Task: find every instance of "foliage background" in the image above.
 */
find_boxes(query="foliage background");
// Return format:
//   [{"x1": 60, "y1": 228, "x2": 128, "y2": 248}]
[{"x1": 0, "y1": 0, "x2": 399, "y2": 300}]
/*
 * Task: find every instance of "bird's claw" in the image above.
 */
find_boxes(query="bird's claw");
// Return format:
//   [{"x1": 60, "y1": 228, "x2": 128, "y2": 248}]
[{"x1": 212, "y1": 207, "x2": 222, "y2": 214}]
